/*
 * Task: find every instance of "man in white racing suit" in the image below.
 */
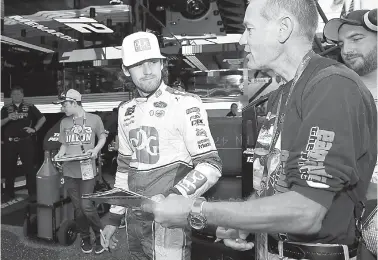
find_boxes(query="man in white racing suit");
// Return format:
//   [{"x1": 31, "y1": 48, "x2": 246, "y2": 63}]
[{"x1": 101, "y1": 31, "x2": 222, "y2": 260}]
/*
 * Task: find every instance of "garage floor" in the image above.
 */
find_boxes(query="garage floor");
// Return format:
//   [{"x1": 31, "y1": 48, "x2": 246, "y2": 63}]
[{"x1": 1, "y1": 173, "x2": 129, "y2": 260}]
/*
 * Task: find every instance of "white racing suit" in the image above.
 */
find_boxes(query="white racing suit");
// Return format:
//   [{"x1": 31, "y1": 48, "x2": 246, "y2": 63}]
[{"x1": 108, "y1": 83, "x2": 222, "y2": 260}]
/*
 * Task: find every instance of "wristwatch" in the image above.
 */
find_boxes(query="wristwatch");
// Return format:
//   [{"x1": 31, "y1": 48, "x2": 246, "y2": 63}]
[{"x1": 188, "y1": 197, "x2": 207, "y2": 230}]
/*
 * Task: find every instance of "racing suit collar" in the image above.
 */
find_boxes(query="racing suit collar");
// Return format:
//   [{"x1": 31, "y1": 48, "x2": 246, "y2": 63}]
[{"x1": 135, "y1": 82, "x2": 167, "y2": 103}]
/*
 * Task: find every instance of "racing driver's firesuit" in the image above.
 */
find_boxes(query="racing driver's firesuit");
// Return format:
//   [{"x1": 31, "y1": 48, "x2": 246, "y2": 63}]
[
  {"x1": 105, "y1": 32, "x2": 222, "y2": 260},
  {"x1": 109, "y1": 83, "x2": 222, "y2": 259}
]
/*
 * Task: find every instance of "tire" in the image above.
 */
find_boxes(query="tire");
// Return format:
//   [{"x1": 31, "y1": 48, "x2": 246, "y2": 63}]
[
  {"x1": 57, "y1": 220, "x2": 77, "y2": 246},
  {"x1": 23, "y1": 214, "x2": 37, "y2": 237}
]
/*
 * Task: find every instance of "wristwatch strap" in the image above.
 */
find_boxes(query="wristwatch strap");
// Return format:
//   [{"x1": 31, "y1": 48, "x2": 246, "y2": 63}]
[{"x1": 191, "y1": 197, "x2": 206, "y2": 215}]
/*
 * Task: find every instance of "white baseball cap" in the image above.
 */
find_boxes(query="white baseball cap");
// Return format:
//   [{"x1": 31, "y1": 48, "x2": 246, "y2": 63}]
[
  {"x1": 53, "y1": 89, "x2": 82, "y2": 104},
  {"x1": 121, "y1": 31, "x2": 166, "y2": 67}
]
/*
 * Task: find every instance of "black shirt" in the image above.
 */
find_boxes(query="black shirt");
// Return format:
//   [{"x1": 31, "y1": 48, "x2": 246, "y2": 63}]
[
  {"x1": 1, "y1": 102, "x2": 43, "y2": 138},
  {"x1": 226, "y1": 111, "x2": 236, "y2": 117}
]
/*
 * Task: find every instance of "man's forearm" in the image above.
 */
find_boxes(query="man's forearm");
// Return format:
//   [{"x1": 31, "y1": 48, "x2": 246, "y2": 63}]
[
  {"x1": 202, "y1": 191, "x2": 323, "y2": 234},
  {"x1": 1, "y1": 118, "x2": 10, "y2": 126},
  {"x1": 95, "y1": 136, "x2": 106, "y2": 152},
  {"x1": 34, "y1": 116, "x2": 46, "y2": 131}
]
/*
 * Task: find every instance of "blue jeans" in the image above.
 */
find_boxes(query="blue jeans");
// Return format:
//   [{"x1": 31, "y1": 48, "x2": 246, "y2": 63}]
[{"x1": 65, "y1": 177, "x2": 104, "y2": 238}]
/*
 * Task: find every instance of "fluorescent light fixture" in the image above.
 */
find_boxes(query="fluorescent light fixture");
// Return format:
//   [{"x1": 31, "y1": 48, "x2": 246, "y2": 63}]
[{"x1": 0, "y1": 35, "x2": 54, "y2": 53}]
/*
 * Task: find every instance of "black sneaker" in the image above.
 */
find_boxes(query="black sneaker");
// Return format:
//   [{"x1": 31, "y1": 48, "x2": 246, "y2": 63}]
[
  {"x1": 81, "y1": 237, "x2": 93, "y2": 254},
  {"x1": 94, "y1": 237, "x2": 105, "y2": 254}
]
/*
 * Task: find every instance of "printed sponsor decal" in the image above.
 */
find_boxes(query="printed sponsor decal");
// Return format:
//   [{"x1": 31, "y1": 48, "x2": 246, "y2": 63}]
[
  {"x1": 65, "y1": 125, "x2": 93, "y2": 144},
  {"x1": 190, "y1": 114, "x2": 201, "y2": 121},
  {"x1": 191, "y1": 119, "x2": 204, "y2": 126},
  {"x1": 21, "y1": 106, "x2": 29, "y2": 112},
  {"x1": 155, "y1": 110, "x2": 165, "y2": 118},
  {"x1": 243, "y1": 148, "x2": 254, "y2": 155},
  {"x1": 125, "y1": 105, "x2": 136, "y2": 116},
  {"x1": 196, "y1": 128, "x2": 207, "y2": 137},
  {"x1": 13, "y1": 113, "x2": 29, "y2": 119},
  {"x1": 129, "y1": 126, "x2": 160, "y2": 164},
  {"x1": 155, "y1": 89, "x2": 162, "y2": 98},
  {"x1": 186, "y1": 107, "x2": 200, "y2": 114},
  {"x1": 246, "y1": 157, "x2": 254, "y2": 163},
  {"x1": 250, "y1": 78, "x2": 270, "y2": 84},
  {"x1": 198, "y1": 138, "x2": 211, "y2": 149},
  {"x1": 124, "y1": 120, "x2": 135, "y2": 126},
  {"x1": 55, "y1": 17, "x2": 113, "y2": 34},
  {"x1": 134, "y1": 38, "x2": 151, "y2": 52},
  {"x1": 1, "y1": 197, "x2": 26, "y2": 208},
  {"x1": 48, "y1": 133, "x2": 60, "y2": 142},
  {"x1": 153, "y1": 101, "x2": 167, "y2": 108},
  {"x1": 176, "y1": 170, "x2": 208, "y2": 196},
  {"x1": 299, "y1": 126, "x2": 334, "y2": 189}
]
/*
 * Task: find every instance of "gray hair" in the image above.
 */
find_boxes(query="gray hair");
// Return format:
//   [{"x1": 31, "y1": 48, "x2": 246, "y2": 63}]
[{"x1": 260, "y1": 0, "x2": 318, "y2": 42}]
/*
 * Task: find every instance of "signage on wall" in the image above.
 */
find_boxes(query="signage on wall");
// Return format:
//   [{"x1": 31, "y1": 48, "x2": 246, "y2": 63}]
[
  {"x1": 7, "y1": 15, "x2": 79, "y2": 42},
  {"x1": 54, "y1": 17, "x2": 114, "y2": 34}
]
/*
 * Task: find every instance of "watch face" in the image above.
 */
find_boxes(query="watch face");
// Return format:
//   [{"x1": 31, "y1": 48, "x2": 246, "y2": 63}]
[{"x1": 189, "y1": 215, "x2": 206, "y2": 230}]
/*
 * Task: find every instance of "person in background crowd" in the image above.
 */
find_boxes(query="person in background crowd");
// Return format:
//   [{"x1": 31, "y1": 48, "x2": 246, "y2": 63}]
[
  {"x1": 143, "y1": 1, "x2": 377, "y2": 260},
  {"x1": 324, "y1": 8, "x2": 378, "y2": 199},
  {"x1": 53, "y1": 89, "x2": 107, "y2": 255},
  {"x1": 1, "y1": 86, "x2": 46, "y2": 203},
  {"x1": 226, "y1": 103, "x2": 238, "y2": 117},
  {"x1": 101, "y1": 31, "x2": 222, "y2": 260}
]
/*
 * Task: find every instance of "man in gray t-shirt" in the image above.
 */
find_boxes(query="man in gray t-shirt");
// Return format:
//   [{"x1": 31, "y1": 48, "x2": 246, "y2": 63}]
[{"x1": 53, "y1": 89, "x2": 107, "y2": 255}]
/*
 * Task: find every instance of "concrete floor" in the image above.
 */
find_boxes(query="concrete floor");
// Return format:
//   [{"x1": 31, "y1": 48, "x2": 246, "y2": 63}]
[{"x1": 1, "y1": 173, "x2": 130, "y2": 260}]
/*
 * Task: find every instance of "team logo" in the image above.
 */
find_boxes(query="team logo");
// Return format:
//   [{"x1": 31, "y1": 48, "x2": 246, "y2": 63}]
[
  {"x1": 197, "y1": 138, "x2": 211, "y2": 149},
  {"x1": 48, "y1": 133, "x2": 60, "y2": 142},
  {"x1": 155, "y1": 110, "x2": 165, "y2": 118},
  {"x1": 134, "y1": 38, "x2": 151, "y2": 52},
  {"x1": 129, "y1": 126, "x2": 160, "y2": 164},
  {"x1": 149, "y1": 110, "x2": 154, "y2": 116},
  {"x1": 155, "y1": 89, "x2": 162, "y2": 98},
  {"x1": 176, "y1": 170, "x2": 208, "y2": 196},
  {"x1": 186, "y1": 107, "x2": 200, "y2": 114},
  {"x1": 190, "y1": 114, "x2": 201, "y2": 121},
  {"x1": 66, "y1": 126, "x2": 92, "y2": 144},
  {"x1": 21, "y1": 106, "x2": 29, "y2": 112},
  {"x1": 153, "y1": 101, "x2": 167, "y2": 108},
  {"x1": 191, "y1": 119, "x2": 204, "y2": 126},
  {"x1": 196, "y1": 128, "x2": 207, "y2": 137},
  {"x1": 125, "y1": 105, "x2": 136, "y2": 116}
]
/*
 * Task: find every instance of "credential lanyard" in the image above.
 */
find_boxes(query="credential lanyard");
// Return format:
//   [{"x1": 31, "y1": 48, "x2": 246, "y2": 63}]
[
  {"x1": 254, "y1": 51, "x2": 315, "y2": 260},
  {"x1": 266, "y1": 51, "x2": 314, "y2": 168},
  {"x1": 73, "y1": 113, "x2": 87, "y2": 154}
]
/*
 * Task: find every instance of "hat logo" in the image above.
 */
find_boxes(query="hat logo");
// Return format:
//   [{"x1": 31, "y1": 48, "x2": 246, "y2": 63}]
[{"x1": 134, "y1": 38, "x2": 151, "y2": 52}]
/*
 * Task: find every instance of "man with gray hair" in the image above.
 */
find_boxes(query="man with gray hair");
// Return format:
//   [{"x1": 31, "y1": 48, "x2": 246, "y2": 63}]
[{"x1": 142, "y1": 0, "x2": 377, "y2": 259}]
